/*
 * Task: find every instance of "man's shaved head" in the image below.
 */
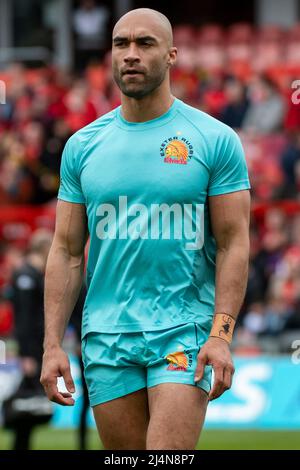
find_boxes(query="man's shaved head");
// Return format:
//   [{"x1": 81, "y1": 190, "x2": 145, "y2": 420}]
[
  {"x1": 113, "y1": 8, "x2": 173, "y2": 47},
  {"x1": 112, "y1": 8, "x2": 177, "y2": 100}
]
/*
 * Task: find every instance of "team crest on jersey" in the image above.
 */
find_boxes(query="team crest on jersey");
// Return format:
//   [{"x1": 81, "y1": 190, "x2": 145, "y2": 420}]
[
  {"x1": 165, "y1": 350, "x2": 193, "y2": 371},
  {"x1": 160, "y1": 136, "x2": 194, "y2": 165}
]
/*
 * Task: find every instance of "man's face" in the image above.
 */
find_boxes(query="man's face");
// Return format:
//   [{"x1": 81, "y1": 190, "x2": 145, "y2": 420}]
[{"x1": 112, "y1": 21, "x2": 175, "y2": 99}]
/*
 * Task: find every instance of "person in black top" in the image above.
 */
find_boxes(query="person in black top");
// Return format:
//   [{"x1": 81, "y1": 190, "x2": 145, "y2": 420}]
[
  {"x1": 10, "y1": 228, "x2": 88, "y2": 450},
  {"x1": 10, "y1": 229, "x2": 53, "y2": 450},
  {"x1": 220, "y1": 77, "x2": 249, "y2": 130}
]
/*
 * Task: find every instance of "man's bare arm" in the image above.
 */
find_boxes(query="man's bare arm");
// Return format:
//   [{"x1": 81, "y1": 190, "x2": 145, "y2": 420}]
[
  {"x1": 194, "y1": 190, "x2": 250, "y2": 400},
  {"x1": 44, "y1": 200, "x2": 88, "y2": 349},
  {"x1": 41, "y1": 200, "x2": 88, "y2": 406},
  {"x1": 210, "y1": 189, "x2": 250, "y2": 319}
]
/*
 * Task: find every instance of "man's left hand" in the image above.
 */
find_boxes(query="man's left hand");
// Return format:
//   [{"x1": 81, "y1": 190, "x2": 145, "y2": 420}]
[{"x1": 194, "y1": 336, "x2": 235, "y2": 401}]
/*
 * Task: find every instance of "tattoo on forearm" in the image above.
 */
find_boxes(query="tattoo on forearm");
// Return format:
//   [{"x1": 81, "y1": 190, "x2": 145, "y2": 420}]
[{"x1": 210, "y1": 313, "x2": 236, "y2": 344}]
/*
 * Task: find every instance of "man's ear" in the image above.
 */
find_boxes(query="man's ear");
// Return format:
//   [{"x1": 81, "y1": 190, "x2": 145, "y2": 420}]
[{"x1": 168, "y1": 47, "x2": 177, "y2": 67}]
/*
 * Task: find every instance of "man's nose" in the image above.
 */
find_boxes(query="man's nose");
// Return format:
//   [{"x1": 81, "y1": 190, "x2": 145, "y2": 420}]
[{"x1": 124, "y1": 43, "x2": 141, "y2": 64}]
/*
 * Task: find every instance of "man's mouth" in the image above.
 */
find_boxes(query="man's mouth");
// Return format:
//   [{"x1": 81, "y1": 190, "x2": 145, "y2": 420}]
[{"x1": 122, "y1": 70, "x2": 144, "y2": 76}]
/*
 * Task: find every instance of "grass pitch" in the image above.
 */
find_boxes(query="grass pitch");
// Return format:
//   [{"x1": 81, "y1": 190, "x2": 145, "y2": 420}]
[{"x1": 1, "y1": 427, "x2": 300, "y2": 450}]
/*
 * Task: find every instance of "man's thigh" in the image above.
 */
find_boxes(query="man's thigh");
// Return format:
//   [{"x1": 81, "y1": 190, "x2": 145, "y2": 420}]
[
  {"x1": 82, "y1": 332, "x2": 150, "y2": 449},
  {"x1": 93, "y1": 387, "x2": 150, "y2": 450},
  {"x1": 146, "y1": 383, "x2": 208, "y2": 450}
]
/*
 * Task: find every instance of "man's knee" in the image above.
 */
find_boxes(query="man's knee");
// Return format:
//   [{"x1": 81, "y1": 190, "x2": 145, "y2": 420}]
[{"x1": 146, "y1": 435, "x2": 198, "y2": 450}]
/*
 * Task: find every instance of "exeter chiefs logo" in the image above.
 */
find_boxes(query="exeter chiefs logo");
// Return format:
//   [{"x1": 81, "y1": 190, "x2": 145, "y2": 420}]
[
  {"x1": 165, "y1": 350, "x2": 193, "y2": 371},
  {"x1": 160, "y1": 136, "x2": 194, "y2": 165}
]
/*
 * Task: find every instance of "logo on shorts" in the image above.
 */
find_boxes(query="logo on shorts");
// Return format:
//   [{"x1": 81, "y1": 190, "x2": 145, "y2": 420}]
[
  {"x1": 165, "y1": 350, "x2": 193, "y2": 371},
  {"x1": 160, "y1": 136, "x2": 193, "y2": 165}
]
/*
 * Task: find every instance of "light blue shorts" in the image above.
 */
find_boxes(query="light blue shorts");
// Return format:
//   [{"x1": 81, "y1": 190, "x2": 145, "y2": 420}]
[{"x1": 82, "y1": 322, "x2": 212, "y2": 407}]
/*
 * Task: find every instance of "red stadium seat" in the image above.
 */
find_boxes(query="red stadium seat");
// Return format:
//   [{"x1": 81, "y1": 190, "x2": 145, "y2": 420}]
[{"x1": 197, "y1": 24, "x2": 224, "y2": 45}]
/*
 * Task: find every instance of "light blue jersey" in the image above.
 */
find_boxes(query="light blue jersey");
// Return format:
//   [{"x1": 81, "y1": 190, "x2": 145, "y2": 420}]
[{"x1": 57, "y1": 98, "x2": 250, "y2": 337}]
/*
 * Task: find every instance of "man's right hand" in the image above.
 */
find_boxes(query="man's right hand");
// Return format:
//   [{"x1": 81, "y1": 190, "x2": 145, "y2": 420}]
[{"x1": 40, "y1": 346, "x2": 75, "y2": 406}]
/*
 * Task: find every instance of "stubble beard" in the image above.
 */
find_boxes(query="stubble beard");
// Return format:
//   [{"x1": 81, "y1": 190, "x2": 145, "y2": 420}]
[{"x1": 113, "y1": 64, "x2": 167, "y2": 100}]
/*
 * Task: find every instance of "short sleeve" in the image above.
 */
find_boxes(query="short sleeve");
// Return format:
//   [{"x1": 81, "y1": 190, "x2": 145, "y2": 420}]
[
  {"x1": 208, "y1": 129, "x2": 251, "y2": 196},
  {"x1": 57, "y1": 136, "x2": 86, "y2": 204}
]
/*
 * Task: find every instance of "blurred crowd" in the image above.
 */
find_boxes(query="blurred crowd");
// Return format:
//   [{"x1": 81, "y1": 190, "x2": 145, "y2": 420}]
[
  {"x1": 0, "y1": 22, "x2": 300, "y2": 352},
  {"x1": 238, "y1": 207, "x2": 300, "y2": 352}
]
